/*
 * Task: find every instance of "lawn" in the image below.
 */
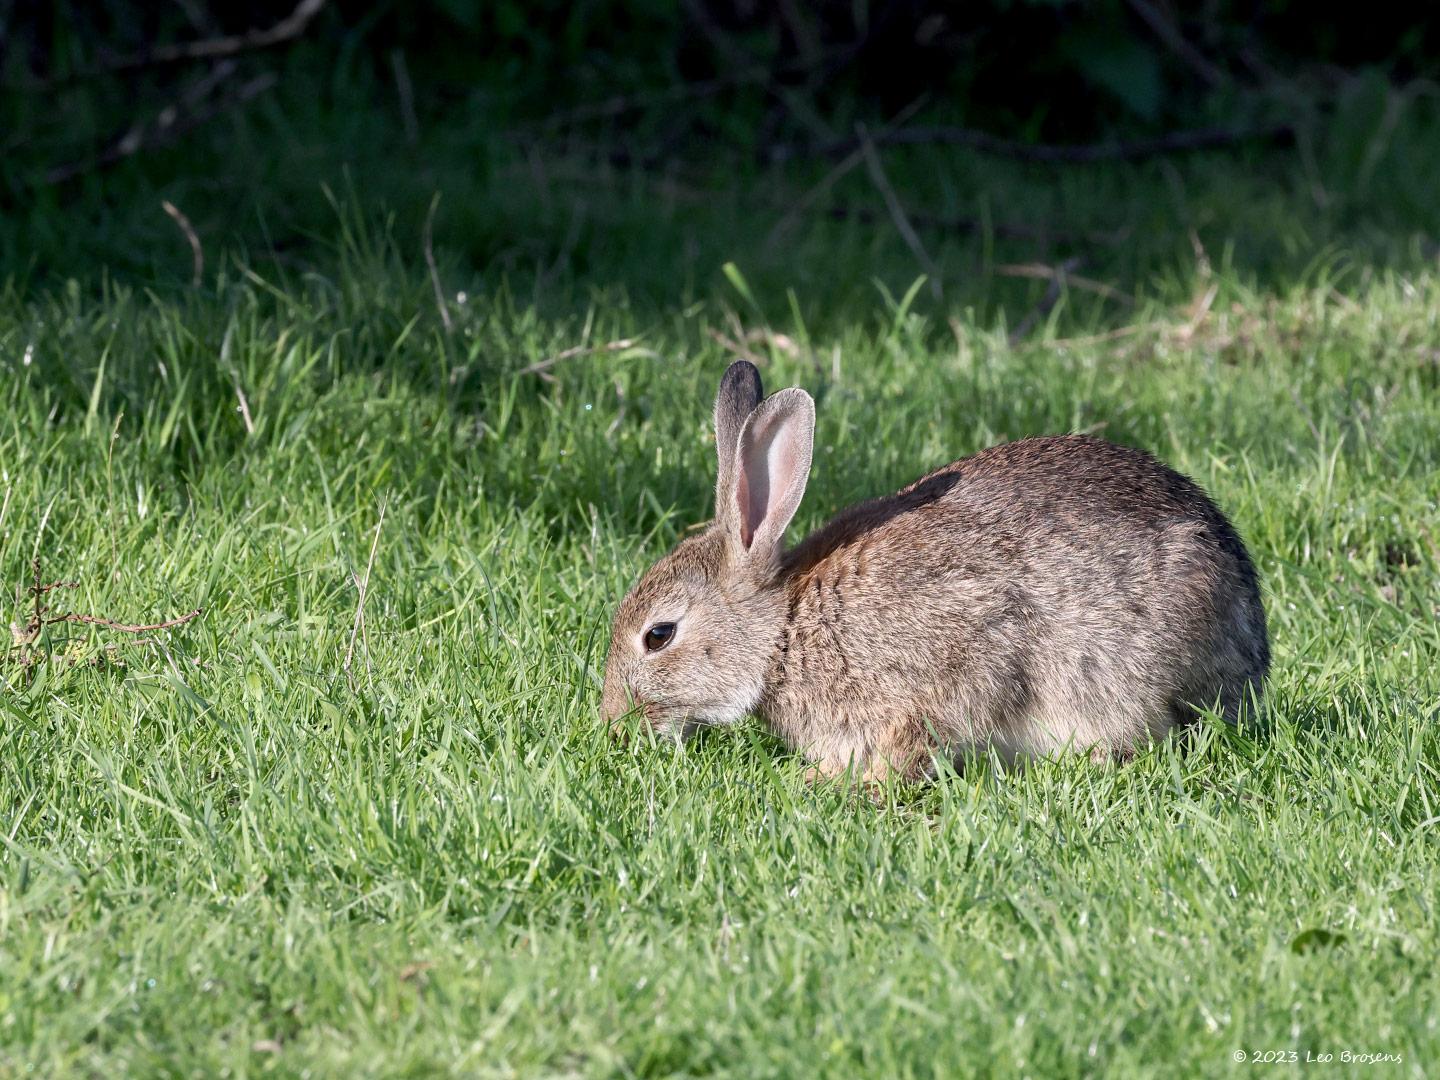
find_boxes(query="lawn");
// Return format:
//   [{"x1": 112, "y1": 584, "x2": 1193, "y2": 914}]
[{"x1": 2, "y1": 69, "x2": 1439, "y2": 1077}]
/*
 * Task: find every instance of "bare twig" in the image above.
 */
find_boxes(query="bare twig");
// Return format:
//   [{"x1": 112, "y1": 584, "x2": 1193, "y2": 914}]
[
  {"x1": 536, "y1": 43, "x2": 857, "y2": 133},
  {"x1": 161, "y1": 199, "x2": 204, "y2": 286},
  {"x1": 1008, "y1": 257, "x2": 1083, "y2": 346},
  {"x1": 1178, "y1": 282, "x2": 1219, "y2": 341},
  {"x1": 605, "y1": 377, "x2": 628, "y2": 439},
  {"x1": 31, "y1": 578, "x2": 79, "y2": 597},
  {"x1": 995, "y1": 262, "x2": 1133, "y2": 306},
  {"x1": 516, "y1": 338, "x2": 640, "y2": 379},
  {"x1": 765, "y1": 95, "x2": 928, "y2": 250},
  {"x1": 1125, "y1": 0, "x2": 1225, "y2": 89},
  {"x1": 44, "y1": 65, "x2": 277, "y2": 185},
  {"x1": 76, "y1": 0, "x2": 328, "y2": 79},
  {"x1": 15, "y1": 554, "x2": 203, "y2": 651},
  {"x1": 219, "y1": 320, "x2": 257, "y2": 436},
  {"x1": 30, "y1": 558, "x2": 43, "y2": 641},
  {"x1": 48, "y1": 609, "x2": 203, "y2": 633},
  {"x1": 680, "y1": 0, "x2": 834, "y2": 144},
  {"x1": 706, "y1": 328, "x2": 767, "y2": 368},
  {"x1": 506, "y1": 150, "x2": 1128, "y2": 248},
  {"x1": 234, "y1": 383, "x2": 255, "y2": 435},
  {"x1": 390, "y1": 49, "x2": 420, "y2": 146},
  {"x1": 422, "y1": 194, "x2": 453, "y2": 334},
  {"x1": 1173, "y1": 230, "x2": 1219, "y2": 342},
  {"x1": 808, "y1": 122, "x2": 1295, "y2": 164},
  {"x1": 1048, "y1": 324, "x2": 1149, "y2": 350},
  {"x1": 857, "y1": 122, "x2": 942, "y2": 300},
  {"x1": 344, "y1": 499, "x2": 387, "y2": 686}
]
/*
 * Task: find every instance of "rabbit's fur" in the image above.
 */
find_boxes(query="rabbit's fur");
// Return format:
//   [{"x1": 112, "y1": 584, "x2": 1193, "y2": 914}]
[{"x1": 602, "y1": 361, "x2": 1268, "y2": 780}]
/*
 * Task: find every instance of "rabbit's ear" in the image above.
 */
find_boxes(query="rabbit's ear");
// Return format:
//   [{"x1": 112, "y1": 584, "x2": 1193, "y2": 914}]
[
  {"x1": 714, "y1": 360, "x2": 763, "y2": 506},
  {"x1": 727, "y1": 387, "x2": 814, "y2": 565}
]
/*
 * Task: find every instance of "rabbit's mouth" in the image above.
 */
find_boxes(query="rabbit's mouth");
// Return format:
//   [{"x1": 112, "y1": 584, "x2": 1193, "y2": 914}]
[
  {"x1": 606, "y1": 685, "x2": 735, "y2": 742},
  {"x1": 640, "y1": 700, "x2": 704, "y2": 742},
  {"x1": 607, "y1": 701, "x2": 700, "y2": 744}
]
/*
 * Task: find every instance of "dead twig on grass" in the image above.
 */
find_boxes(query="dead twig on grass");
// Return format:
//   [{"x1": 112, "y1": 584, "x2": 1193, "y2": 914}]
[
  {"x1": 995, "y1": 262, "x2": 1133, "y2": 306},
  {"x1": 1008, "y1": 257, "x2": 1083, "y2": 346},
  {"x1": 31, "y1": 579, "x2": 79, "y2": 596},
  {"x1": 235, "y1": 384, "x2": 256, "y2": 435},
  {"x1": 48, "y1": 609, "x2": 203, "y2": 633},
  {"x1": 11, "y1": 556, "x2": 204, "y2": 670},
  {"x1": 605, "y1": 377, "x2": 629, "y2": 439},
  {"x1": 857, "y1": 122, "x2": 942, "y2": 300},
  {"x1": 220, "y1": 322, "x2": 257, "y2": 436},
  {"x1": 516, "y1": 339, "x2": 643, "y2": 381},
  {"x1": 162, "y1": 199, "x2": 204, "y2": 286},
  {"x1": 1047, "y1": 324, "x2": 1150, "y2": 350},
  {"x1": 706, "y1": 328, "x2": 767, "y2": 369},
  {"x1": 1173, "y1": 230, "x2": 1218, "y2": 343}
]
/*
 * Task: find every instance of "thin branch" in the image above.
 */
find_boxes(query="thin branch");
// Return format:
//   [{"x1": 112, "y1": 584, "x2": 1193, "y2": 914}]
[
  {"x1": 765, "y1": 94, "x2": 928, "y2": 250},
  {"x1": 43, "y1": 65, "x2": 277, "y2": 185},
  {"x1": 69, "y1": 0, "x2": 328, "y2": 80},
  {"x1": 1009, "y1": 257, "x2": 1083, "y2": 346},
  {"x1": 516, "y1": 338, "x2": 641, "y2": 379},
  {"x1": 30, "y1": 579, "x2": 79, "y2": 597},
  {"x1": 706, "y1": 328, "x2": 767, "y2": 369},
  {"x1": 809, "y1": 122, "x2": 1295, "y2": 164},
  {"x1": 995, "y1": 262, "x2": 1133, "y2": 306},
  {"x1": 1125, "y1": 0, "x2": 1225, "y2": 89},
  {"x1": 422, "y1": 194, "x2": 453, "y2": 334},
  {"x1": 856, "y1": 122, "x2": 942, "y2": 300},
  {"x1": 30, "y1": 558, "x2": 42, "y2": 641},
  {"x1": 605, "y1": 377, "x2": 628, "y2": 439},
  {"x1": 534, "y1": 46, "x2": 857, "y2": 133},
  {"x1": 680, "y1": 0, "x2": 834, "y2": 144},
  {"x1": 505, "y1": 150, "x2": 1129, "y2": 248},
  {"x1": 47, "y1": 609, "x2": 203, "y2": 634},
  {"x1": 1048, "y1": 324, "x2": 1149, "y2": 350},
  {"x1": 19, "y1": 554, "x2": 203, "y2": 642},
  {"x1": 162, "y1": 199, "x2": 204, "y2": 286},
  {"x1": 234, "y1": 383, "x2": 255, "y2": 435}
]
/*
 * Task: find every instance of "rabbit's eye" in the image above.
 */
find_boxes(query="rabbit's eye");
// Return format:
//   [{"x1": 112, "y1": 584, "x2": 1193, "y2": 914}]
[{"x1": 644, "y1": 623, "x2": 676, "y2": 652}]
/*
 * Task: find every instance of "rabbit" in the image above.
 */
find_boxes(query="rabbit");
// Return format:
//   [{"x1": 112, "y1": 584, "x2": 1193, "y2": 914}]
[{"x1": 601, "y1": 360, "x2": 1269, "y2": 782}]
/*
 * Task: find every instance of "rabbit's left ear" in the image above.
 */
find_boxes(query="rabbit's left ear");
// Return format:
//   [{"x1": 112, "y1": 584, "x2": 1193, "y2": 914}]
[
  {"x1": 714, "y1": 361, "x2": 763, "y2": 506},
  {"x1": 726, "y1": 387, "x2": 814, "y2": 568}
]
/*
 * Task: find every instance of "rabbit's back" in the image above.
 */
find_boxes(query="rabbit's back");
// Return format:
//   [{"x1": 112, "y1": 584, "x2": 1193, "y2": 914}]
[{"x1": 766, "y1": 436, "x2": 1268, "y2": 771}]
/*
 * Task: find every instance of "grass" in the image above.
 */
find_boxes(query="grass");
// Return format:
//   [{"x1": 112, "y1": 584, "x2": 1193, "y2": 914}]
[{"x1": 2, "y1": 68, "x2": 1440, "y2": 1077}]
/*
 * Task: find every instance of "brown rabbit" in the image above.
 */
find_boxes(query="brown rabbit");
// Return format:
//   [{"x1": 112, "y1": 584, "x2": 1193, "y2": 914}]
[{"x1": 602, "y1": 360, "x2": 1268, "y2": 781}]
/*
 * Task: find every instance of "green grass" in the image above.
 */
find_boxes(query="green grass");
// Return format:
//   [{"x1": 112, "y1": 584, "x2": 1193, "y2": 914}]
[{"x1": 3, "y1": 73, "x2": 1440, "y2": 1077}]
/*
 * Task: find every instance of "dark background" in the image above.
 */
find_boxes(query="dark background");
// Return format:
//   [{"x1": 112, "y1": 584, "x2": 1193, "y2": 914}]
[{"x1": 4, "y1": 1, "x2": 1440, "y2": 323}]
